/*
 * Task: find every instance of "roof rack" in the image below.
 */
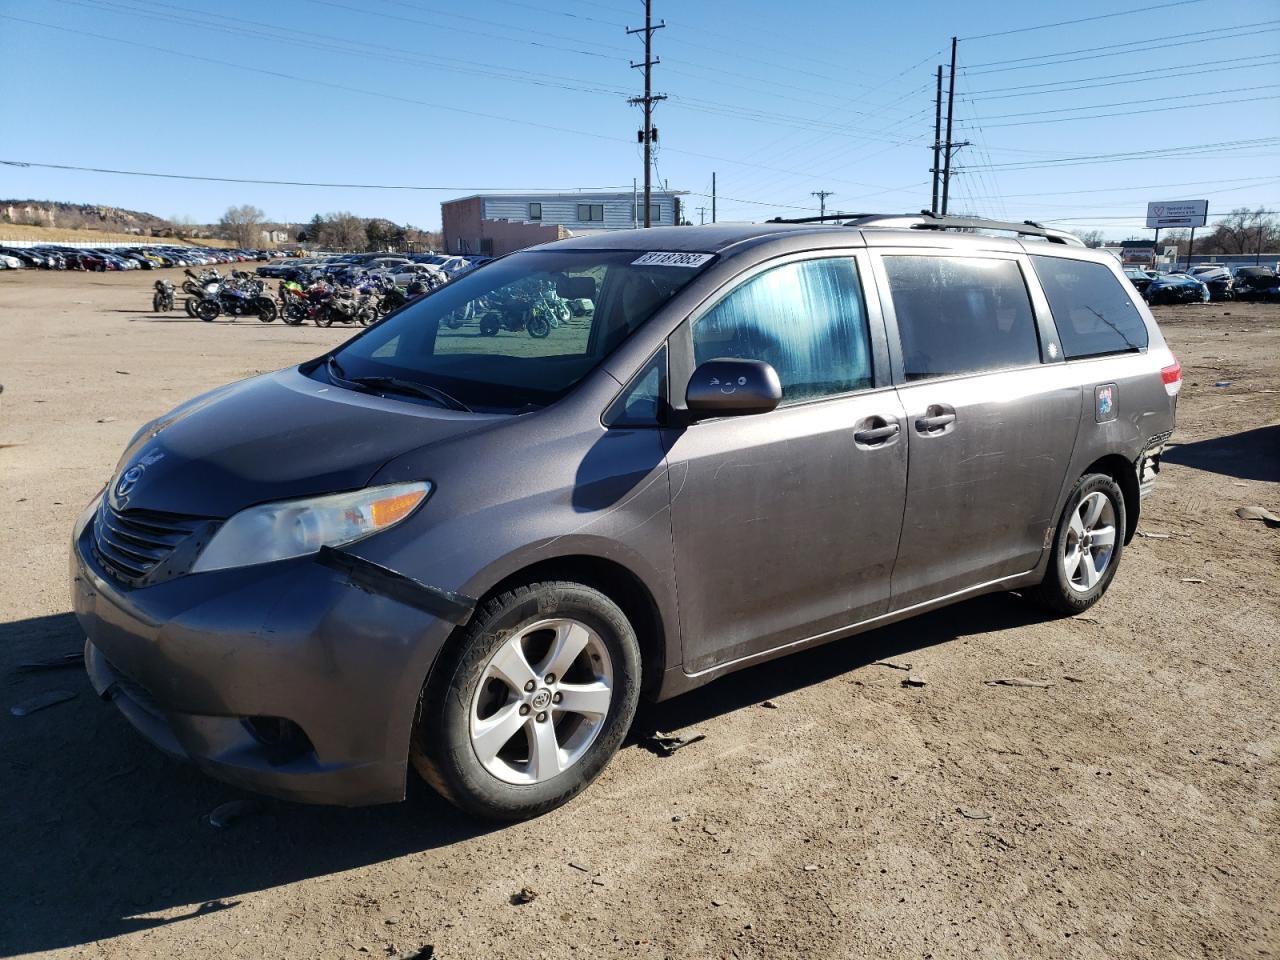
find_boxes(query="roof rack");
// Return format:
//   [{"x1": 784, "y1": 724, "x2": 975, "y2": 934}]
[{"x1": 766, "y1": 210, "x2": 1085, "y2": 246}]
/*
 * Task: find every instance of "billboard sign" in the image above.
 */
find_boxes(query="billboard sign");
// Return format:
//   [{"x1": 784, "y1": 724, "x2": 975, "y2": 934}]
[{"x1": 1146, "y1": 200, "x2": 1208, "y2": 229}]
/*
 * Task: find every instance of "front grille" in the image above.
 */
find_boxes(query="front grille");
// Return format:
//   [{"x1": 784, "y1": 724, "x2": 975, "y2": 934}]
[{"x1": 92, "y1": 499, "x2": 210, "y2": 586}]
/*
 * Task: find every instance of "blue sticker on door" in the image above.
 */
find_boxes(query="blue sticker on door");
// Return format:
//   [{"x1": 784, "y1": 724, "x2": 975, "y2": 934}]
[{"x1": 1095, "y1": 383, "x2": 1117, "y2": 423}]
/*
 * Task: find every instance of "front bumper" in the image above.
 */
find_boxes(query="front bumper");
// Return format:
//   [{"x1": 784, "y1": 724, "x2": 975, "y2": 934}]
[{"x1": 71, "y1": 503, "x2": 458, "y2": 805}]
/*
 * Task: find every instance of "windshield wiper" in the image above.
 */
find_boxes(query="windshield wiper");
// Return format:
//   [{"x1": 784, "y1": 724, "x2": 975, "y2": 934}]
[{"x1": 347, "y1": 375, "x2": 472, "y2": 412}]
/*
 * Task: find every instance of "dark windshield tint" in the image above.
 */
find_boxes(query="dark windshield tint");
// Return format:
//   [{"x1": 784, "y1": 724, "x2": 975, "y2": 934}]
[{"x1": 326, "y1": 248, "x2": 712, "y2": 412}]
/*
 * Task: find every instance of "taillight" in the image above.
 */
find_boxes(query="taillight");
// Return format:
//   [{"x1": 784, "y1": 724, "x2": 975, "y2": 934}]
[{"x1": 1161, "y1": 356, "x2": 1182, "y2": 396}]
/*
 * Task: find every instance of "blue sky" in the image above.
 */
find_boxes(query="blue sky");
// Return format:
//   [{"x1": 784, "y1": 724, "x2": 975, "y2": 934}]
[{"x1": 2, "y1": 0, "x2": 1278, "y2": 239}]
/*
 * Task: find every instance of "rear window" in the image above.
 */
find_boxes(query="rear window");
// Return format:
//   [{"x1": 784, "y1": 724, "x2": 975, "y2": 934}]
[{"x1": 1032, "y1": 256, "x2": 1149, "y2": 359}]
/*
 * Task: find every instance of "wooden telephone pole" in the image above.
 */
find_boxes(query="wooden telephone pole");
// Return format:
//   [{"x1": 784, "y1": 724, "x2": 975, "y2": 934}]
[{"x1": 627, "y1": 0, "x2": 666, "y2": 228}]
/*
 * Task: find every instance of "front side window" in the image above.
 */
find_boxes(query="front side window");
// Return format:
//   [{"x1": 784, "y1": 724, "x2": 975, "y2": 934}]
[
  {"x1": 883, "y1": 255, "x2": 1040, "y2": 381},
  {"x1": 577, "y1": 204, "x2": 604, "y2": 222},
  {"x1": 1031, "y1": 255, "x2": 1149, "y2": 359},
  {"x1": 693, "y1": 258, "x2": 872, "y2": 404},
  {"x1": 329, "y1": 249, "x2": 711, "y2": 413}
]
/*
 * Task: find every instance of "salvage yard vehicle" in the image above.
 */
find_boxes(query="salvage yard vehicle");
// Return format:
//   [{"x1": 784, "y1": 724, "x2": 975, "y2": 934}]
[
  {"x1": 1231, "y1": 265, "x2": 1280, "y2": 301},
  {"x1": 1145, "y1": 272, "x2": 1210, "y2": 305},
  {"x1": 73, "y1": 213, "x2": 1179, "y2": 820}
]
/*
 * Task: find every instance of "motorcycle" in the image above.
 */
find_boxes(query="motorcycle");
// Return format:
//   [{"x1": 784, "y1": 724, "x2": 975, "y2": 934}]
[
  {"x1": 152, "y1": 279, "x2": 175, "y2": 312},
  {"x1": 189, "y1": 273, "x2": 277, "y2": 322},
  {"x1": 317, "y1": 286, "x2": 378, "y2": 327},
  {"x1": 475, "y1": 280, "x2": 568, "y2": 338}
]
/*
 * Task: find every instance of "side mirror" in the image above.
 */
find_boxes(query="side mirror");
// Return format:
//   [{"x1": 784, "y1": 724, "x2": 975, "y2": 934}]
[
  {"x1": 685, "y1": 358, "x2": 782, "y2": 419},
  {"x1": 556, "y1": 275, "x2": 597, "y2": 301}
]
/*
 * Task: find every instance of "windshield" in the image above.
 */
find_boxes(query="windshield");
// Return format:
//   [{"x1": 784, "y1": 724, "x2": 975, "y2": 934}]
[{"x1": 326, "y1": 247, "x2": 713, "y2": 413}]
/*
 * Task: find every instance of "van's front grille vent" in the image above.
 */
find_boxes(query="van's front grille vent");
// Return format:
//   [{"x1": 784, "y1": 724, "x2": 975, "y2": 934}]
[{"x1": 92, "y1": 500, "x2": 209, "y2": 586}]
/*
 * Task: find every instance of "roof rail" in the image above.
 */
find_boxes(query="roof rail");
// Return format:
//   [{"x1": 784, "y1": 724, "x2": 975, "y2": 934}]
[{"x1": 766, "y1": 210, "x2": 1085, "y2": 246}]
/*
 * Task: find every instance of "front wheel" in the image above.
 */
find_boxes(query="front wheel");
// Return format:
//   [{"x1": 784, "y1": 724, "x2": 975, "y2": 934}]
[
  {"x1": 527, "y1": 314, "x2": 551, "y2": 338},
  {"x1": 411, "y1": 582, "x2": 641, "y2": 821},
  {"x1": 254, "y1": 297, "x2": 277, "y2": 322},
  {"x1": 1031, "y1": 473, "x2": 1126, "y2": 616},
  {"x1": 478, "y1": 313, "x2": 500, "y2": 337},
  {"x1": 196, "y1": 299, "x2": 220, "y2": 322},
  {"x1": 152, "y1": 292, "x2": 165, "y2": 313}
]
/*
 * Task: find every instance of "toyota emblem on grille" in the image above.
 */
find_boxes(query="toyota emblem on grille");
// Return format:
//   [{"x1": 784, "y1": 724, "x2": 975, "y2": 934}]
[{"x1": 115, "y1": 465, "x2": 144, "y2": 499}]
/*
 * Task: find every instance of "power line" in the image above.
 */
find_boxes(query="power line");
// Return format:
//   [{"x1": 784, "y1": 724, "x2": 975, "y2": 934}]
[
  {"x1": 0, "y1": 159, "x2": 633, "y2": 192},
  {"x1": 975, "y1": 94, "x2": 1280, "y2": 129},
  {"x1": 966, "y1": 19, "x2": 1280, "y2": 68},
  {"x1": 966, "y1": 54, "x2": 1280, "y2": 99},
  {"x1": 0, "y1": 13, "x2": 912, "y2": 190},
  {"x1": 960, "y1": 0, "x2": 1207, "y2": 41},
  {"x1": 963, "y1": 25, "x2": 1280, "y2": 76},
  {"x1": 971, "y1": 84, "x2": 1280, "y2": 122},
  {"x1": 960, "y1": 138, "x2": 1280, "y2": 171}
]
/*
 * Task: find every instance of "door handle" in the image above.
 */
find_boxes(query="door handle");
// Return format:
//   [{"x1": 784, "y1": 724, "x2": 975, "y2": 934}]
[
  {"x1": 914, "y1": 403, "x2": 957, "y2": 434},
  {"x1": 915, "y1": 413, "x2": 955, "y2": 431},
  {"x1": 854, "y1": 423, "x2": 900, "y2": 444}
]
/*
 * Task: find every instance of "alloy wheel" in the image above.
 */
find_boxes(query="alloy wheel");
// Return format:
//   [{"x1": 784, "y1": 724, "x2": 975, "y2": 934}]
[
  {"x1": 469, "y1": 618, "x2": 613, "y2": 785},
  {"x1": 1063, "y1": 491, "x2": 1117, "y2": 592}
]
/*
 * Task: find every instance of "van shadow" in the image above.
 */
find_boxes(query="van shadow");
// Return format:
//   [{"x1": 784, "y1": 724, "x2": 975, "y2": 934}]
[
  {"x1": 0, "y1": 592, "x2": 1046, "y2": 956},
  {"x1": 1162, "y1": 424, "x2": 1280, "y2": 482}
]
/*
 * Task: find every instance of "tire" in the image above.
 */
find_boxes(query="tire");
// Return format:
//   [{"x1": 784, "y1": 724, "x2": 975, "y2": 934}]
[
  {"x1": 315, "y1": 307, "x2": 334, "y2": 327},
  {"x1": 196, "y1": 299, "x2": 220, "y2": 322},
  {"x1": 411, "y1": 581, "x2": 641, "y2": 821},
  {"x1": 1031, "y1": 473, "x2": 1126, "y2": 616},
  {"x1": 527, "y1": 314, "x2": 551, "y2": 338},
  {"x1": 478, "y1": 313, "x2": 500, "y2": 337},
  {"x1": 184, "y1": 297, "x2": 199, "y2": 318},
  {"x1": 255, "y1": 297, "x2": 277, "y2": 322},
  {"x1": 152, "y1": 292, "x2": 165, "y2": 313}
]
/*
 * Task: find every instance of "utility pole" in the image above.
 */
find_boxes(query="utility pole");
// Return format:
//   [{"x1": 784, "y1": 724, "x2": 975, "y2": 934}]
[
  {"x1": 696, "y1": 206, "x2": 707, "y2": 225},
  {"x1": 811, "y1": 190, "x2": 834, "y2": 217},
  {"x1": 711, "y1": 171, "x2": 716, "y2": 223},
  {"x1": 627, "y1": 0, "x2": 666, "y2": 228},
  {"x1": 939, "y1": 36, "x2": 969, "y2": 216},
  {"x1": 931, "y1": 65, "x2": 942, "y2": 214}
]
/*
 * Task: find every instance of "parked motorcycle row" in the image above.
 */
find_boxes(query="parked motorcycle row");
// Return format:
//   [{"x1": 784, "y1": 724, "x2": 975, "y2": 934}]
[{"x1": 152, "y1": 266, "x2": 444, "y2": 326}]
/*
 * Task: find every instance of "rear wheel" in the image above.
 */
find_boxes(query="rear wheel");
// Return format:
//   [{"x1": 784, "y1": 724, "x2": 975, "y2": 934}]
[
  {"x1": 152, "y1": 292, "x2": 165, "y2": 313},
  {"x1": 527, "y1": 314, "x2": 551, "y2": 338},
  {"x1": 255, "y1": 297, "x2": 277, "y2": 322},
  {"x1": 184, "y1": 297, "x2": 199, "y2": 317},
  {"x1": 478, "y1": 313, "x2": 500, "y2": 336},
  {"x1": 411, "y1": 581, "x2": 641, "y2": 821},
  {"x1": 1032, "y1": 473, "x2": 1126, "y2": 616}
]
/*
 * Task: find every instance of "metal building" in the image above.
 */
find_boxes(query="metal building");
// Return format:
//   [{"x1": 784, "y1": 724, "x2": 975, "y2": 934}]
[{"x1": 442, "y1": 190, "x2": 687, "y2": 256}]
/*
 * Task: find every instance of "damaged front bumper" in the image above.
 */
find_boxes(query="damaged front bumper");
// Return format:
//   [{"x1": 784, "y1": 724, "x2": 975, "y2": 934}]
[{"x1": 71, "y1": 504, "x2": 472, "y2": 806}]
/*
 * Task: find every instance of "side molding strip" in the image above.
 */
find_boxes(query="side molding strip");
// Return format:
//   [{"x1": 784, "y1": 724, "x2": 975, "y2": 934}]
[{"x1": 317, "y1": 547, "x2": 476, "y2": 624}]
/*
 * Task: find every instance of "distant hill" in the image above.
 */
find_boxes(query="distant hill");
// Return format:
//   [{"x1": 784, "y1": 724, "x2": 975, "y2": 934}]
[{"x1": 1, "y1": 199, "x2": 175, "y2": 236}]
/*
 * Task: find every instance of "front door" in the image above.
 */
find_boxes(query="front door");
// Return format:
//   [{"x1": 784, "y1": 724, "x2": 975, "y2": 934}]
[
  {"x1": 666, "y1": 254, "x2": 908, "y2": 674},
  {"x1": 873, "y1": 250, "x2": 1083, "y2": 610}
]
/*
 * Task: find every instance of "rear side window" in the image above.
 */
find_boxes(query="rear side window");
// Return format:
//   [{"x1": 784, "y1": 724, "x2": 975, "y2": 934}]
[
  {"x1": 693, "y1": 258, "x2": 872, "y2": 404},
  {"x1": 883, "y1": 256, "x2": 1040, "y2": 381},
  {"x1": 1032, "y1": 256, "x2": 1149, "y2": 359}
]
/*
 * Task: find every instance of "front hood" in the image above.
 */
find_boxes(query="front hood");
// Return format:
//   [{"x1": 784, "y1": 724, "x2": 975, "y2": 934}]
[{"x1": 109, "y1": 366, "x2": 502, "y2": 517}]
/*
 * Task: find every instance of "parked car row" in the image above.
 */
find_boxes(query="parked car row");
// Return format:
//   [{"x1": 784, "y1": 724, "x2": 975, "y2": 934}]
[
  {"x1": 1122, "y1": 263, "x2": 1280, "y2": 304},
  {"x1": 258, "y1": 251, "x2": 491, "y2": 284},
  {"x1": 0, "y1": 244, "x2": 285, "y2": 272}
]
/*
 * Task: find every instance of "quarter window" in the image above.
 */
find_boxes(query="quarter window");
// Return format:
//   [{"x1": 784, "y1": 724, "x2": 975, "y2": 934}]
[
  {"x1": 577, "y1": 204, "x2": 604, "y2": 222},
  {"x1": 883, "y1": 256, "x2": 1040, "y2": 381},
  {"x1": 693, "y1": 258, "x2": 872, "y2": 404},
  {"x1": 1031, "y1": 256, "x2": 1149, "y2": 359}
]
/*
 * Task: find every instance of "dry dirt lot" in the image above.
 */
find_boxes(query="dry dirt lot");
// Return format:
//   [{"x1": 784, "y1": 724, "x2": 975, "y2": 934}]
[{"x1": 0, "y1": 267, "x2": 1276, "y2": 960}]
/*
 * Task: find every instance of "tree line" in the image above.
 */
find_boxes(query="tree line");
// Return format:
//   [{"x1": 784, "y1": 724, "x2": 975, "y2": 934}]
[{"x1": 216, "y1": 205, "x2": 441, "y2": 251}]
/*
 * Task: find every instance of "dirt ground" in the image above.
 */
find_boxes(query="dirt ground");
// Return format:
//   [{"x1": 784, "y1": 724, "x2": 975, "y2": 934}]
[{"x1": 0, "y1": 267, "x2": 1276, "y2": 960}]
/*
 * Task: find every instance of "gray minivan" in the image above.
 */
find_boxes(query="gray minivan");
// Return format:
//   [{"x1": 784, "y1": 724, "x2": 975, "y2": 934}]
[{"x1": 72, "y1": 214, "x2": 1180, "y2": 819}]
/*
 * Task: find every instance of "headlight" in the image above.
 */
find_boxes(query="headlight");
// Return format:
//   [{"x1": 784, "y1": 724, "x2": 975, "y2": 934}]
[{"x1": 191, "y1": 481, "x2": 430, "y2": 573}]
